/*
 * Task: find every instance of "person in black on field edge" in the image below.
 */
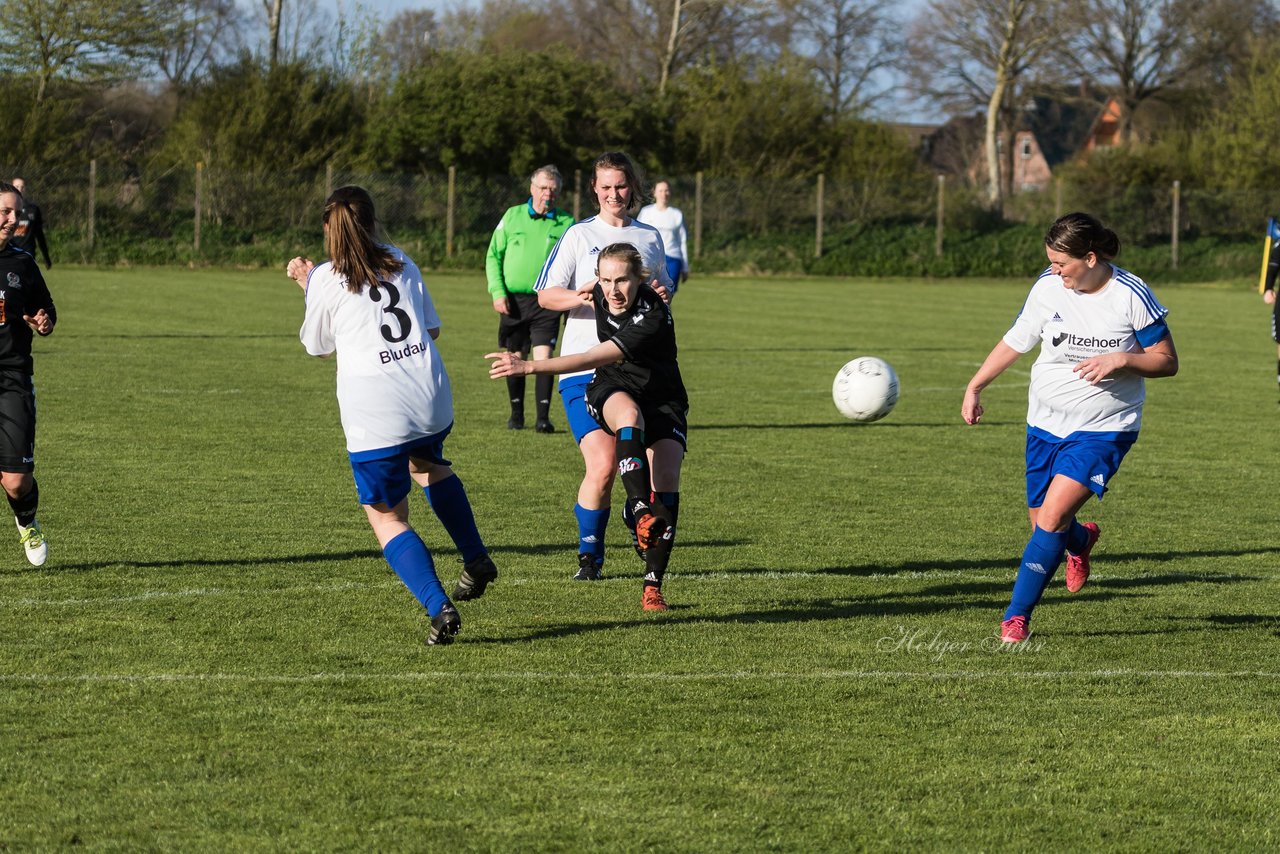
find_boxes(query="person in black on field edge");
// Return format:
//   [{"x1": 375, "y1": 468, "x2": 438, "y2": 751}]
[
  {"x1": 10, "y1": 178, "x2": 51, "y2": 270},
  {"x1": 0, "y1": 181, "x2": 56, "y2": 565}
]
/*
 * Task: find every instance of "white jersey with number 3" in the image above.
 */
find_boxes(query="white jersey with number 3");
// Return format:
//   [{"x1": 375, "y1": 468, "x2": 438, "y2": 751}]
[
  {"x1": 534, "y1": 215, "x2": 672, "y2": 382},
  {"x1": 300, "y1": 246, "x2": 453, "y2": 455},
  {"x1": 1003, "y1": 265, "x2": 1169, "y2": 439}
]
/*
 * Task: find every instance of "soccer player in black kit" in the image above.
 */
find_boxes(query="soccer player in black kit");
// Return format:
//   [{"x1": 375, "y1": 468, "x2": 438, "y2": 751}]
[
  {"x1": 0, "y1": 182, "x2": 55, "y2": 565},
  {"x1": 488, "y1": 242, "x2": 687, "y2": 611}
]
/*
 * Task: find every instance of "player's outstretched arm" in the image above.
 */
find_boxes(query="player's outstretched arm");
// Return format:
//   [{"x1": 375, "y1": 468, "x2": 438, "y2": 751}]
[
  {"x1": 487, "y1": 339, "x2": 622, "y2": 379},
  {"x1": 963, "y1": 341, "x2": 1022, "y2": 425},
  {"x1": 537, "y1": 285, "x2": 594, "y2": 311}
]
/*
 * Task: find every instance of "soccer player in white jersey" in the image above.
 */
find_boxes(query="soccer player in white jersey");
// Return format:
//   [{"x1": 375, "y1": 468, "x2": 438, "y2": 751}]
[
  {"x1": 286, "y1": 186, "x2": 497, "y2": 646},
  {"x1": 962, "y1": 212, "x2": 1179, "y2": 644},
  {"x1": 637, "y1": 180, "x2": 689, "y2": 296},
  {"x1": 534, "y1": 152, "x2": 673, "y2": 581}
]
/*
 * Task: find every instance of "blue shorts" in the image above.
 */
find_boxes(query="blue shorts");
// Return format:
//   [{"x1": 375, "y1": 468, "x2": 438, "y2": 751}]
[
  {"x1": 349, "y1": 425, "x2": 453, "y2": 508},
  {"x1": 560, "y1": 375, "x2": 603, "y2": 444},
  {"x1": 663, "y1": 257, "x2": 683, "y2": 298},
  {"x1": 1025, "y1": 429, "x2": 1136, "y2": 508}
]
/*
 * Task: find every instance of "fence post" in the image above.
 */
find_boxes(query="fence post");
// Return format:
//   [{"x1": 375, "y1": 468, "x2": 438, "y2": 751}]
[
  {"x1": 88, "y1": 159, "x2": 97, "y2": 254},
  {"x1": 815, "y1": 173, "x2": 825, "y2": 259},
  {"x1": 194, "y1": 161, "x2": 203, "y2": 252},
  {"x1": 694, "y1": 171, "x2": 703, "y2": 260},
  {"x1": 1054, "y1": 176, "x2": 1063, "y2": 218},
  {"x1": 446, "y1": 166, "x2": 456, "y2": 259},
  {"x1": 935, "y1": 175, "x2": 945, "y2": 258},
  {"x1": 573, "y1": 169, "x2": 581, "y2": 221},
  {"x1": 325, "y1": 162, "x2": 333, "y2": 199},
  {"x1": 1171, "y1": 180, "x2": 1180, "y2": 271}
]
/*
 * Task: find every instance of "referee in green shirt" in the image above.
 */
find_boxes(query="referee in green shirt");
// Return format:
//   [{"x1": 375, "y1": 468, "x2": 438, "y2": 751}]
[{"x1": 485, "y1": 165, "x2": 574, "y2": 431}]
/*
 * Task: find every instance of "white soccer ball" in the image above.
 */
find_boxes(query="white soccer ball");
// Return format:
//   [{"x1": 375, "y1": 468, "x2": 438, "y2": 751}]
[{"x1": 832, "y1": 357, "x2": 899, "y2": 422}]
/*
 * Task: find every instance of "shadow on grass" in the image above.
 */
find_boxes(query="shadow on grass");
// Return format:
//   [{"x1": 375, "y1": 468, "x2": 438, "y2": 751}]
[
  {"x1": 473, "y1": 568, "x2": 1265, "y2": 644},
  {"x1": 15, "y1": 539, "x2": 750, "y2": 575},
  {"x1": 745, "y1": 546, "x2": 1280, "y2": 578}
]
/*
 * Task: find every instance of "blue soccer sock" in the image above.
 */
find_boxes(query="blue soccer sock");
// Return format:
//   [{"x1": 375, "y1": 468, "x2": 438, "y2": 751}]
[
  {"x1": 1004, "y1": 526, "x2": 1068, "y2": 621},
  {"x1": 574, "y1": 503, "x2": 609, "y2": 563},
  {"x1": 424, "y1": 474, "x2": 486, "y2": 563},
  {"x1": 383, "y1": 530, "x2": 449, "y2": 617},
  {"x1": 1065, "y1": 519, "x2": 1090, "y2": 554}
]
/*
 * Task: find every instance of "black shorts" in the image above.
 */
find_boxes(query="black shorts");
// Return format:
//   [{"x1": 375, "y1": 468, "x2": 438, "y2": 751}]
[
  {"x1": 498, "y1": 292, "x2": 562, "y2": 353},
  {"x1": 584, "y1": 378, "x2": 688, "y2": 450},
  {"x1": 0, "y1": 370, "x2": 36, "y2": 472}
]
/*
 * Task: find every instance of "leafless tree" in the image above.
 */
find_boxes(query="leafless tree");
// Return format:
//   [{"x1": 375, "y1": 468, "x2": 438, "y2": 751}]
[
  {"x1": 263, "y1": 0, "x2": 282, "y2": 68},
  {"x1": 906, "y1": 0, "x2": 1065, "y2": 212},
  {"x1": 1061, "y1": 0, "x2": 1273, "y2": 144},
  {"x1": 784, "y1": 0, "x2": 901, "y2": 119},
  {"x1": 155, "y1": 0, "x2": 242, "y2": 86}
]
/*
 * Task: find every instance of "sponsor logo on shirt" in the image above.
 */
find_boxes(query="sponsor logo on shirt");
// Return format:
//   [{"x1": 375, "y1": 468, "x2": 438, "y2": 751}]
[
  {"x1": 1052, "y1": 333, "x2": 1068, "y2": 346},
  {"x1": 1051, "y1": 312, "x2": 1063, "y2": 322},
  {"x1": 1060, "y1": 333, "x2": 1124, "y2": 349},
  {"x1": 6, "y1": 272, "x2": 19, "y2": 289}
]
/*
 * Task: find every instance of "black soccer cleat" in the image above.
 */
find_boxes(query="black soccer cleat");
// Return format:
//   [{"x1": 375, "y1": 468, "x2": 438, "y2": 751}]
[
  {"x1": 427, "y1": 603, "x2": 462, "y2": 646},
  {"x1": 507, "y1": 414, "x2": 525, "y2": 430},
  {"x1": 453, "y1": 553, "x2": 498, "y2": 601},
  {"x1": 534, "y1": 419, "x2": 556, "y2": 434},
  {"x1": 573, "y1": 552, "x2": 603, "y2": 581}
]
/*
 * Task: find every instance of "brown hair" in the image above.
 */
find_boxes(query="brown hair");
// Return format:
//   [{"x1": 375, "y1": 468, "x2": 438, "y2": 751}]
[
  {"x1": 0, "y1": 181, "x2": 19, "y2": 198},
  {"x1": 589, "y1": 152, "x2": 648, "y2": 215},
  {"x1": 596, "y1": 242, "x2": 651, "y2": 282},
  {"x1": 1045, "y1": 212, "x2": 1121, "y2": 261},
  {"x1": 323, "y1": 186, "x2": 403, "y2": 294}
]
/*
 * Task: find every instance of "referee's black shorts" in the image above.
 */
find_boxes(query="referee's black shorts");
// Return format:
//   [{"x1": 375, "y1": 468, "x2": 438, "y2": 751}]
[
  {"x1": 585, "y1": 378, "x2": 688, "y2": 450},
  {"x1": 498, "y1": 292, "x2": 562, "y2": 354},
  {"x1": 0, "y1": 370, "x2": 36, "y2": 473}
]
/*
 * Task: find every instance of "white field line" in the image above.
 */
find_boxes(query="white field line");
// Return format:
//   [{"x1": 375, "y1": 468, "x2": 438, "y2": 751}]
[{"x1": 0, "y1": 670, "x2": 1276, "y2": 685}]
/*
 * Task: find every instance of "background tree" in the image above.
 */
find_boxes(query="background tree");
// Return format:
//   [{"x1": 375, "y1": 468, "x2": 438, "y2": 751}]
[
  {"x1": 906, "y1": 0, "x2": 1064, "y2": 214},
  {"x1": 0, "y1": 0, "x2": 174, "y2": 107},
  {"x1": 154, "y1": 0, "x2": 243, "y2": 86},
  {"x1": 1061, "y1": 0, "x2": 1274, "y2": 145},
  {"x1": 782, "y1": 0, "x2": 901, "y2": 120},
  {"x1": 367, "y1": 49, "x2": 656, "y2": 176}
]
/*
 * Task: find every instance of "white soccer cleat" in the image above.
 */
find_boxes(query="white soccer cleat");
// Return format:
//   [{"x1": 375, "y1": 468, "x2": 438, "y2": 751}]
[{"x1": 17, "y1": 518, "x2": 47, "y2": 566}]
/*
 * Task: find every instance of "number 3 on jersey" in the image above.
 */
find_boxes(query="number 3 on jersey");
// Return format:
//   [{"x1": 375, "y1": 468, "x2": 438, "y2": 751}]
[{"x1": 369, "y1": 281, "x2": 411, "y2": 343}]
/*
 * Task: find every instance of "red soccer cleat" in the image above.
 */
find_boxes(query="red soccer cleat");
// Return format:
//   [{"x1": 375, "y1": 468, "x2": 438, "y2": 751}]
[
  {"x1": 642, "y1": 586, "x2": 669, "y2": 611},
  {"x1": 1065, "y1": 523, "x2": 1101, "y2": 594},
  {"x1": 1000, "y1": 615, "x2": 1029, "y2": 644}
]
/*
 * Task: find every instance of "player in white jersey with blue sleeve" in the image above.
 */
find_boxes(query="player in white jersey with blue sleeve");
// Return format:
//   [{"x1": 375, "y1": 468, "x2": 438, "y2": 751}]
[
  {"x1": 287, "y1": 186, "x2": 497, "y2": 646},
  {"x1": 962, "y1": 212, "x2": 1179, "y2": 644},
  {"x1": 534, "y1": 152, "x2": 673, "y2": 581}
]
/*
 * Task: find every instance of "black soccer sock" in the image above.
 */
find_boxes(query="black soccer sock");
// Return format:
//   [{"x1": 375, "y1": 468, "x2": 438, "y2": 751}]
[
  {"x1": 642, "y1": 504, "x2": 675, "y2": 589},
  {"x1": 615, "y1": 427, "x2": 651, "y2": 515},
  {"x1": 535, "y1": 373, "x2": 553, "y2": 421},
  {"x1": 654, "y1": 491, "x2": 680, "y2": 531},
  {"x1": 7, "y1": 479, "x2": 38, "y2": 527},
  {"x1": 506, "y1": 375, "x2": 526, "y2": 414}
]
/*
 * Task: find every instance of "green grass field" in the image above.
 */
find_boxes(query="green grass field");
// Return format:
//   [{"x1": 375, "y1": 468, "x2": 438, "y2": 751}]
[{"x1": 2, "y1": 266, "x2": 1278, "y2": 851}]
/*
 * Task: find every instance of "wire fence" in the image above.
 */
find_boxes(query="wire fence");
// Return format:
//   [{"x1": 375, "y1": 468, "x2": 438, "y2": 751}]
[{"x1": 7, "y1": 160, "x2": 1277, "y2": 271}]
